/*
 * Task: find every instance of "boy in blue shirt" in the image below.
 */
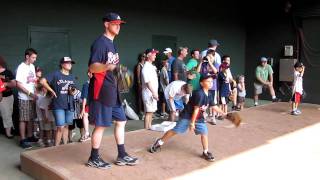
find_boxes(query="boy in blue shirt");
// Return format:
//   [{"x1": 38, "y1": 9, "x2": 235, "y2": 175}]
[{"x1": 150, "y1": 74, "x2": 226, "y2": 161}]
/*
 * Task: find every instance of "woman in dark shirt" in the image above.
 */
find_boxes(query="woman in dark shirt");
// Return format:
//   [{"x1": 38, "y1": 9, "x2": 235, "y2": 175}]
[{"x1": 40, "y1": 57, "x2": 77, "y2": 146}]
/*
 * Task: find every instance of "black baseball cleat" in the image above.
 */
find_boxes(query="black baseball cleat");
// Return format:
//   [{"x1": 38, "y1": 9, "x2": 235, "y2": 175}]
[
  {"x1": 115, "y1": 154, "x2": 138, "y2": 166},
  {"x1": 20, "y1": 140, "x2": 32, "y2": 149},
  {"x1": 202, "y1": 151, "x2": 215, "y2": 162},
  {"x1": 150, "y1": 138, "x2": 162, "y2": 153},
  {"x1": 272, "y1": 98, "x2": 281, "y2": 102},
  {"x1": 87, "y1": 156, "x2": 112, "y2": 169}
]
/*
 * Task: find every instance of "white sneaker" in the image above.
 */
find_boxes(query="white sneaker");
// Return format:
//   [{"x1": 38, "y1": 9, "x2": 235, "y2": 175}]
[
  {"x1": 291, "y1": 111, "x2": 299, "y2": 116},
  {"x1": 38, "y1": 139, "x2": 45, "y2": 147},
  {"x1": 295, "y1": 109, "x2": 302, "y2": 114}
]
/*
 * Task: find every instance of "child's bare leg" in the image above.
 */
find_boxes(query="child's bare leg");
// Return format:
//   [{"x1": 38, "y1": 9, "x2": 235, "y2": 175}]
[
  {"x1": 201, "y1": 134, "x2": 209, "y2": 152},
  {"x1": 160, "y1": 130, "x2": 177, "y2": 143},
  {"x1": 62, "y1": 126, "x2": 68, "y2": 144},
  {"x1": 82, "y1": 113, "x2": 90, "y2": 136},
  {"x1": 80, "y1": 128, "x2": 85, "y2": 138},
  {"x1": 240, "y1": 102, "x2": 244, "y2": 110},
  {"x1": 55, "y1": 127, "x2": 63, "y2": 146},
  {"x1": 209, "y1": 107, "x2": 213, "y2": 116},
  {"x1": 292, "y1": 102, "x2": 296, "y2": 111},
  {"x1": 144, "y1": 112, "x2": 152, "y2": 129},
  {"x1": 161, "y1": 103, "x2": 166, "y2": 114},
  {"x1": 212, "y1": 105, "x2": 225, "y2": 115}
]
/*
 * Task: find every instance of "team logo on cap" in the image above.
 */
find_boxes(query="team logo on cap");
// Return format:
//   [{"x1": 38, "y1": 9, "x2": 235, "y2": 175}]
[{"x1": 117, "y1": 16, "x2": 121, "y2": 20}]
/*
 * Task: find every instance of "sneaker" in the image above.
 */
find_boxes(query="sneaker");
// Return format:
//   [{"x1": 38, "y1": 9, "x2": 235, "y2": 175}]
[
  {"x1": 38, "y1": 139, "x2": 45, "y2": 147},
  {"x1": 46, "y1": 140, "x2": 54, "y2": 147},
  {"x1": 234, "y1": 106, "x2": 241, "y2": 111},
  {"x1": 291, "y1": 111, "x2": 299, "y2": 116},
  {"x1": 160, "y1": 112, "x2": 169, "y2": 118},
  {"x1": 26, "y1": 136, "x2": 39, "y2": 143},
  {"x1": 5, "y1": 134, "x2": 14, "y2": 139},
  {"x1": 79, "y1": 135, "x2": 91, "y2": 142},
  {"x1": 115, "y1": 154, "x2": 138, "y2": 166},
  {"x1": 202, "y1": 152, "x2": 215, "y2": 162},
  {"x1": 210, "y1": 119, "x2": 217, "y2": 125},
  {"x1": 87, "y1": 156, "x2": 112, "y2": 169},
  {"x1": 217, "y1": 116, "x2": 224, "y2": 121},
  {"x1": 207, "y1": 116, "x2": 217, "y2": 125},
  {"x1": 272, "y1": 98, "x2": 281, "y2": 102},
  {"x1": 20, "y1": 140, "x2": 32, "y2": 149},
  {"x1": 232, "y1": 106, "x2": 238, "y2": 111},
  {"x1": 295, "y1": 109, "x2": 302, "y2": 114},
  {"x1": 150, "y1": 139, "x2": 162, "y2": 153}
]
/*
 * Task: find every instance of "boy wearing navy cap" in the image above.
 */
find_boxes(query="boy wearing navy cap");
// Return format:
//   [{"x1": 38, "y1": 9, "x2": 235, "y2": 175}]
[
  {"x1": 87, "y1": 12, "x2": 138, "y2": 169},
  {"x1": 149, "y1": 73, "x2": 226, "y2": 161}
]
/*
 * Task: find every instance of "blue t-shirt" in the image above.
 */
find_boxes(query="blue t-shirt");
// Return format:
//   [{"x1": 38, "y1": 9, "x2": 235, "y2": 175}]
[
  {"x1": 45, "y1": 70, "x2": 76, "y2": 110},
  {"x1": 180, "y1": 89, "x2": 214, "y2": 123},
  {"x1": 88, "y1": 35, "x2": 121, "y2": 107}
]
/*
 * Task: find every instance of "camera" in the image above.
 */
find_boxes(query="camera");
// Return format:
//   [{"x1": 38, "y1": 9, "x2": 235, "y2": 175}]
[{"x1": 68, "y1": 85, "x2": 77, "y2": 95}]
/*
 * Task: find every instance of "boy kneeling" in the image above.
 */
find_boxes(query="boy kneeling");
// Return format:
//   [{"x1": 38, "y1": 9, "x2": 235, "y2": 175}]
[{"x1": 149, "y1": 74, "x2": 226, "y2": 161}]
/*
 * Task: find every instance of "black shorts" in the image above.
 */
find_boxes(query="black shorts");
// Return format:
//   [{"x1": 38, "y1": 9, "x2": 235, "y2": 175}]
[
  {"x1": 68, "y1": 119, "x2": 83, "y2": 130},
  {"x1": 159, "y1": 91, "x2": 165, "y2": 104}
]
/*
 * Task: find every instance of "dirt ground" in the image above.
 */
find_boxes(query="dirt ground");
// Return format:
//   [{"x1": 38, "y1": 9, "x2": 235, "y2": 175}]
[{"x1": 21, "y1": 102, "x2": 320, "y2": 180}]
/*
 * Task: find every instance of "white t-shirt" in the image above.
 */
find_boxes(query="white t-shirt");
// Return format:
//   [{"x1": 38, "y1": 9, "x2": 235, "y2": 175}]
[
  {"x1": 36, "y1": 95, "x2": 54, "y2": 122},
  {"x1": 293, "y1": 71, "x2": 303, "y2": 94},
  {"x1": 16, "y1": 62, "x2": 36, "y2": 100},
  {"x1": 237, "y1": 83, "x2": 246, "y2": 97},
  {"x1": 141, "y1": 61, "x2": 158, "y2": 99},
  {"x1": 164, "y1": 80, "x2": 186, "y2": 100}
]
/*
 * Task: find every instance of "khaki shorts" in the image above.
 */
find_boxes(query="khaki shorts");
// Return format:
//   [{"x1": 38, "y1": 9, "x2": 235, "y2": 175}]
[
  {"x1": 0, "y1": 95, "x2": 14, "y2": 128},
  {"x1": 254, "y1": 83, "x2": 267, "y2": 95},
  {"x1": 143, "y1": 95, "x2": 157, "y2": 113},
  {"x1": 19, "y1": 99, "x2": 36, "y2": 122}
]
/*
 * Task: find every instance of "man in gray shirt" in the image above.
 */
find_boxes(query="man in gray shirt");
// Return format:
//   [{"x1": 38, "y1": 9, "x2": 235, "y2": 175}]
[{"x1": 172, "y1": 47, "x2": 188, "y2": 82}]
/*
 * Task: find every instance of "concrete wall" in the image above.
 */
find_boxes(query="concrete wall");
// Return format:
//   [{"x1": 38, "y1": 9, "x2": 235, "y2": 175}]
[{"x1": 0, "y1": 0, "x2": 246, "y2": 109}]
